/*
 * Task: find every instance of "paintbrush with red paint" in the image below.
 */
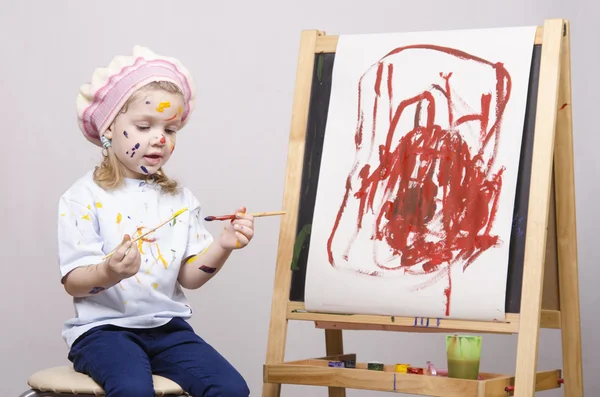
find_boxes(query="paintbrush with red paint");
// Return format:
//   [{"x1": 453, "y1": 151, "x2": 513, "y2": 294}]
[{"x1": 204, "y1": 211, "x2": 286, "y2": 222}]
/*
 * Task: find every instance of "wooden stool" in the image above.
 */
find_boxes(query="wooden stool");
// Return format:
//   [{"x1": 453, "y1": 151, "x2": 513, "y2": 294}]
[{"x1": 19, "y1": 365, "x2": 187, "y2": 396}]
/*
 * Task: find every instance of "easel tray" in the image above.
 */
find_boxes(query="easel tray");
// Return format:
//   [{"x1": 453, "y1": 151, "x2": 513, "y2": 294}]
[{"x1": 264, "y1": 355, "x2": 562, "y2": 397}]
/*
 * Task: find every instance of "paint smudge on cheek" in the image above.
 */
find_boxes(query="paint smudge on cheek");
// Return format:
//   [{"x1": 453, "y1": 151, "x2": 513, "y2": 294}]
[
  {"x1": 141, "y1": 166, "x2": 149, "y2": 173},
  {"x1": 170, "y1": 144, "x2": 175, "y2": 154},
  {"x1": 123, "y1": 131, "x2": 128, "y2": 138},
  {"x1": 156, "y1": 101, "x2": 171, "y2": 112},
  {"x1": 129, "y1": 143, "x2": 140, "y2": 158}
]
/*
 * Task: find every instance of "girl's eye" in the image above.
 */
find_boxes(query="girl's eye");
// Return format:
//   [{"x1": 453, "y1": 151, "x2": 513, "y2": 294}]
[
  {"x1": 165, "y1": 129, "x2": 176, "y2": 134},
  {"x1": 136, "y1": 125, "x2": 150, "y2": 131}
]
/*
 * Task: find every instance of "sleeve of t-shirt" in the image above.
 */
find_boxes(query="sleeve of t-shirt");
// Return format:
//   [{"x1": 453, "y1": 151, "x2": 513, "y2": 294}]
[
  {"x1": 57, "y1": 195, "x2": 106, "y2": 280},
  {"x1": 182, "y1": 194, "x2": 214, "y2": 261}
]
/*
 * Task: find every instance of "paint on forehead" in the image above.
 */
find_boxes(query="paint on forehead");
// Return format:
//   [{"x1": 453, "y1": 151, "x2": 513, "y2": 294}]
[
  {"x1": 156, "y1": 101, "x2": 171, "y2": 113},
  {"x1": 146, "y1": 100, "x2": 151, "y2": 105}
]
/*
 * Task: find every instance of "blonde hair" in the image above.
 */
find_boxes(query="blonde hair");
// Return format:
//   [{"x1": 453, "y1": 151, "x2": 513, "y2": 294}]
[{"x1": 93, "y1": 81, "x2": 183, "y2": 194}]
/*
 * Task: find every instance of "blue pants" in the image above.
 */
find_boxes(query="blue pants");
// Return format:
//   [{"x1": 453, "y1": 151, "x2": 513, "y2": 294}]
[{"x1": 68, "y1": 317, "x2": 249, "y2": 397}]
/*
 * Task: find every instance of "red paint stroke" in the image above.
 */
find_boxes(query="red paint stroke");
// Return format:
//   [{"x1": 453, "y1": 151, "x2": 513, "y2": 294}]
[
  {"x1": 560, "y1": 103, "x2": 568, "y2": 110},
  {"x1": 136, "y1": 226, "x2": 157, "y2": 243},
  {"x1": 160, "y1": 135, "x2": 166, "y2": 144},
  {"x1": 164, "y1": 113, "x2": 178, "y2": 121},
  {"x1": 326, "y1": 44, "x2": 511, "y2": 316}
]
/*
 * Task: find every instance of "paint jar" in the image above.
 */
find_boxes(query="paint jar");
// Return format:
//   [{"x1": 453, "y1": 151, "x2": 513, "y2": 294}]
[
  {"x1": 394, "y1": 363, "x2": 409, "y2": 373},
  {"x1": 446, "y1": 335, "x2": 482, "y2": 380},
  {"x1": 367, "y1": 361, "x2": 384, "y2": 371}
]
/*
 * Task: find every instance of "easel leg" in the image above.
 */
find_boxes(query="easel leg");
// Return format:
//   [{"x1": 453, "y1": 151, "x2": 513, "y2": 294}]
[
  {"x1": 514, "y1": 19, "x2": 565, "y2": 397},
  {"x1": 554, "y1": 20, "x2": 584, "y2": 397},
  {"x1": 325, "y1": 329, "x2": 346, "y2": 397},
  {"x1": 262, "y1": 29, "x2": 321, "y2": 397}
]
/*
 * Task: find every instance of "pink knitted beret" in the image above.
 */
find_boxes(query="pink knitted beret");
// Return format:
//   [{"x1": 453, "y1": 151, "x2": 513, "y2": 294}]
[{"x1": 76, "y1": 45, "x2": 196, "y2": 147}]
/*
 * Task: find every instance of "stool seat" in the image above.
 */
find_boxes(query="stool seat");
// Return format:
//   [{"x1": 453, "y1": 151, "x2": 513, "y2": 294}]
[{"x1": 26, "y1": 365, "x2": 185, "y2": 396}]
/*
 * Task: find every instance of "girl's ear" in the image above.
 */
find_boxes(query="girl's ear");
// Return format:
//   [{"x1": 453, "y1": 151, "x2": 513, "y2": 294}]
[{"x1": 102, "y1": 126, "x2": 113, "y2": 140}]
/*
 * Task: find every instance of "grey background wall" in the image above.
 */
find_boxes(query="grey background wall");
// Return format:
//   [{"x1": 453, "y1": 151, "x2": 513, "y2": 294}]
[{"x1": 1, "y1": 0, "x2": 597, "y2": 395}]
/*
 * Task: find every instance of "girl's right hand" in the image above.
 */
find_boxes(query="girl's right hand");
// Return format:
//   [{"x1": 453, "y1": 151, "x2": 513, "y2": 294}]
[{"x1": 105, "y1": 234, "x2": 141, "y2": 282}]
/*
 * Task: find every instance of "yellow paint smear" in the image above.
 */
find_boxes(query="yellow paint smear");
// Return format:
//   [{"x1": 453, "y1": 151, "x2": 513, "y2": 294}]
[
  {"x1": 156, "y1": 101, "x2": 171, "y2": 112},
  {"x1": 81, "y1": 214, "x2": 91, "y2": 221},
  {"x1": 116, "y1": 213, "x2": 122, "y2": 224},
  {"x1": 156, "y1": 244, "x2": 168, "y2": 269},
  {"x1": 186, "y1": 255, "x2": 198, "y2": 265},
  {"x1": 95, "y1": 202, "x2": 103, "y2": 208},
  {"x1": 152, "y1": 283, "x2": 158, "y2": 289}
]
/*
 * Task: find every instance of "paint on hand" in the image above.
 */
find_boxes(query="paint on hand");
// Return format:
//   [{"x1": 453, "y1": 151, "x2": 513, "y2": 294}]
[
  {"x1": 123, "y1": 130, "x2": 128, "y2": 138},
  {"x1": 235, "y1": 240, "x2": 241, "y2": 248},
  {"x1": 291, "y1": 223, "x2": 312, "y2": 270},
  {"x1": 89, "y1": 287, "x2": 105, "y2": 294},
  {"x1": 141, "y1": 166, "x2": 149, "y2": 173},
  {"x1": 160, "y1": 135, "x2": 166, "y2": 144},
  {"x1": 199, "y1": 265, "x2": 217, "y2": 274},
  {"x1": 156, "y1": 101, "x2": 171, "y2": 112}
]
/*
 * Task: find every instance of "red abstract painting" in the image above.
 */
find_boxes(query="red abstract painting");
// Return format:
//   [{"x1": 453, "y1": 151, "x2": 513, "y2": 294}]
[{"x1": 325, "y1": 45, "x2": 512, "y2": 316}]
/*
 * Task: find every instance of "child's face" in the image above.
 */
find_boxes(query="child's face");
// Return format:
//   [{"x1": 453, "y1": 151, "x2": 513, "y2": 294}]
[{"x1": 104, "y1": 88, "x2": 185, "y2": 179}]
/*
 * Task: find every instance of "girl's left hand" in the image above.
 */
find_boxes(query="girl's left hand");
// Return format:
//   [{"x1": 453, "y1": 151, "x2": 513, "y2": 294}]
[{"x1": 219, "y1": 206, "x2": 255, "y2": 250}]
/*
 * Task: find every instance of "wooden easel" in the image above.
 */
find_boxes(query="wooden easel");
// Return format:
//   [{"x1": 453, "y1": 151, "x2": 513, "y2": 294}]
[{"x1": 263, "y1": 18, "x2": 583, "y2": 397}]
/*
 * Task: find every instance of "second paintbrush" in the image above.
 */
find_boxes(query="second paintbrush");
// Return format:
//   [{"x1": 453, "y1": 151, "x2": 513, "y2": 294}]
[{"x1": 204, "y1": 211, "x2": 286, "y2": 222}]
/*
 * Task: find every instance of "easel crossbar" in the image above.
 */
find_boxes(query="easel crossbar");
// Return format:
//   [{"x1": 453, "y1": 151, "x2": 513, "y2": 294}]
[
  {"x1": 286, "y1": 302, "x2": 560, "y2": 333},
  {"x1": 314, "y1": 26, "x2": 544, "y2": 53}
]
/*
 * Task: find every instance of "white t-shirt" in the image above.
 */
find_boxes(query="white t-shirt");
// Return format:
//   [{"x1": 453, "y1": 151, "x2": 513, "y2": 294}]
[{"x1": 57, "y1": 170, "x2": 213, "y2": 348}]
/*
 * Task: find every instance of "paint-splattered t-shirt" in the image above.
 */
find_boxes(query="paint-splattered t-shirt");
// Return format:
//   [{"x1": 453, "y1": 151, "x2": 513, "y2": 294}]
[{"x1": 57, "y1": 170, "x2": 213, "y2": 348}]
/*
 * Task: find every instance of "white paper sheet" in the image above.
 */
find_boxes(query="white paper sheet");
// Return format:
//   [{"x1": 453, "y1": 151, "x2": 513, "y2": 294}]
[{"x1": 304, "y1": 26, "x2": 537, "y2": 321}]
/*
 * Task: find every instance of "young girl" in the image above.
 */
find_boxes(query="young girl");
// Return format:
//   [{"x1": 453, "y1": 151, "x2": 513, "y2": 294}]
[{"x1": 57, "y1": 45, "x2": 253, "y2": 397}]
